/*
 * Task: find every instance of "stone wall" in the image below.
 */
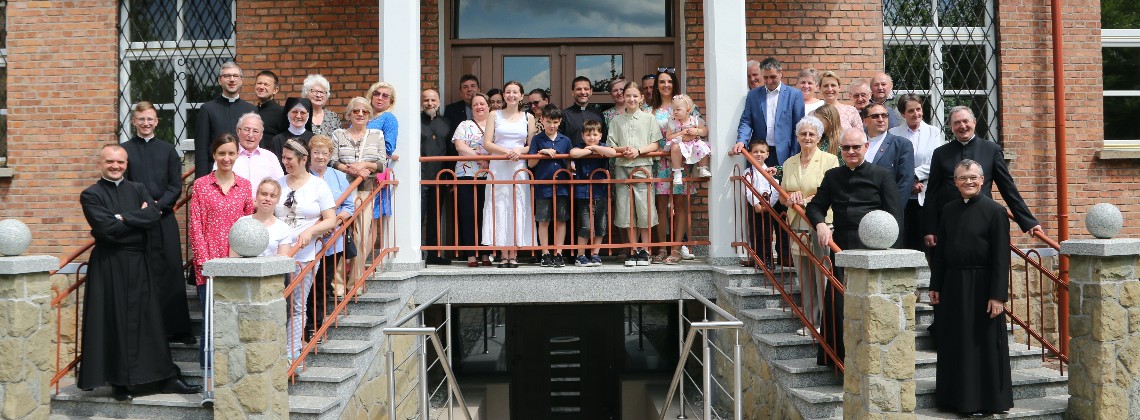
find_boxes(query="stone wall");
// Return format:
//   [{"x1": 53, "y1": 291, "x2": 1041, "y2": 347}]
[
  {"x1": 0, "y1": 263, "x2": 56, "y2": 420},
  {"x1": 714, "y1": 289, "x2": 804, "y2": 420},
  {"x1": 341, "y1": 300, "x2": 422, "y2": 419}
]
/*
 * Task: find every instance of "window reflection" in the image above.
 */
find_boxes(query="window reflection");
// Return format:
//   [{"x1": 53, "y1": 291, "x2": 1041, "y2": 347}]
[
  {"x1": 455, "y1": 306, "x2": 508, "y2": 374},
  {"x1": 576, "y1": 55, "x2": 624, "y2": 93},
  {"x1": 503, "y1": 56, "x2": 550, "y2": 94},
  {"x1": 456, "y1": 0, "x2": 668, "y2": 39}
]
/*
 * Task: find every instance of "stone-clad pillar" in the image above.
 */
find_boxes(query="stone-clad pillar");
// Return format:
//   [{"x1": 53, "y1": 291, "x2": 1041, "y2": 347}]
[
  {"x1": 1061, "y1": 237, "x2": 1140, "y2": 419},
  {"x1": 202, "y1": 256, "x2": 295, "y2": 419},
  {"x1": 835, "y1": 245, "x2": 925, "y2": 419},
  {"x1": 0, "y1": 221, "x2": 58, "y2": 420}
]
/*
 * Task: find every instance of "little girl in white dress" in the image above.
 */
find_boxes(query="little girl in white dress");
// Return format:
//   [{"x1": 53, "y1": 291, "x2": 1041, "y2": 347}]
[{"x1": 665, "y1": 94, "x2": 712, "y2": 185}]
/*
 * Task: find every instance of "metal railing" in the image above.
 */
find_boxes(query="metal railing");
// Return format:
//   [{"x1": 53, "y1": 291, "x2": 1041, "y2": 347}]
[
  {"x1": 382, "y1": 289, "x2": 472, "y2": 420},
  {"x1": 419, "y1": 152, "x2": 710, "y2": 258},
  {"x1": 1004, "y1": 216, "x2": 1069, "y2": 373},
  {"x1": 51, "y1": 166, "x2": 196, "y2": 393},
  {"x1": 660, "y1": 284, "x2": 745, "y2": 420}
]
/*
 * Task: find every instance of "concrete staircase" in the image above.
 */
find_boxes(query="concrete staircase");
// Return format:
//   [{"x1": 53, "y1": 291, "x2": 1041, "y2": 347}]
[
  {"x1": 718, "y1": 268, "x2": 1070, "y2": 419},
  {"x1": 51, "y1": 269, "x2": 412, "y2": 420}
]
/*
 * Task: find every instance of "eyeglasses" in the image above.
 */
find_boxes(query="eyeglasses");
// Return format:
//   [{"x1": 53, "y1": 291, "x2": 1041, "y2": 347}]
[
  {"x1": 372, "y1": 91, "x2": 391, "y2": 99},
  {"x1": 219, "y1": 73, "x2": 241, "y2": 80},
  {"x1": 289, "y1": 110, "x2": 310, "y2": 116},
  {"x1": 134, "y1": 117, "x2": 157, "y2": 123},
  {"x1": 657, "y1": 67, "x2": 676, "y2": 74},
  {"x1": 866, "y1": 113, "x2": 889, "y2": 120},
  {"x1": 309, "y1": 89, "x2": 328, "y2": 96},
  {"x1": 529, "y1": 101, "x2": 542, "y2": 107},
  {"x1": 840, "y1": 144, "x2": 864, "y2": 152},
  {"x1": 284, "y1": 191, "x2": 296, "y2": 208},
  {"x1": 350, "y1": 109, "x2": 370, "y2": 115},
  {"x1": 238, "y1": 127, "x2": 262, "y2": 135},
  {"x1": 955, "y1": 175, "x2": 981, "y2": 182}
]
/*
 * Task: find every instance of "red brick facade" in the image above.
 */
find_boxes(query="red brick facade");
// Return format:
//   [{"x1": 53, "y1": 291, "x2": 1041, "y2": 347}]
[{"x1": 0, "y1": 0, "x2": 1123, "y2": 258}]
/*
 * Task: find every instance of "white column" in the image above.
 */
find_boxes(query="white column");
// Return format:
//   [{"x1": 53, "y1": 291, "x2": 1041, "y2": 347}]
[
  {"x1": 379, "y1": 0, "x2": 423, "y2": 266},
  {"x1": 703, "y1": 0, "x2": 748, "y2": 264}
]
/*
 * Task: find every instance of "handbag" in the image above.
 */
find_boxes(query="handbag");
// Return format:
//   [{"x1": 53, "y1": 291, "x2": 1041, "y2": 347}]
[{"x1": 343, "y1": 222, "x2": 359, "y2": 259}]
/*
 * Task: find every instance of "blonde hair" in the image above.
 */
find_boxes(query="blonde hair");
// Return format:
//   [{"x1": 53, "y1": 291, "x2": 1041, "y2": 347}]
[
  {"x1": 257, "y1": 178, "x2": 282, "y2": 197},
  {"x1": 366, "y1": 81, "x2": 397, "y2": 112},
  {"x1": 813, "y1": 104, "x2": 842, "y2": 155},
  {"x1": 308, "y1": 134, "x2": 334, "y2": 154},
  {"x1": 346, "y1": 97, "x2": 373, "y2": 120},
  {"x1": 671, "y1": 94, "x2": 696, "y2": 114}
]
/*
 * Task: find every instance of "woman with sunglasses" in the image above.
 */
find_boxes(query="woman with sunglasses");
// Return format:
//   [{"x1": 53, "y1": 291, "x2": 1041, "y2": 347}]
[
  {"x1": 366, "y1": 81, "x2": 399, "y2": 221},
  {"x1": 276, "y1": 139, "x2": 337, "y2": 367},
  {"x1": 188, "y1": 133, "x2": 254, "y2": 367},
  {"x1": 649, "y1": 67, "x2": 699, "y2": 264},
  {"x1": 330, "y1": 97, "x2": 385, "y2": 286}
]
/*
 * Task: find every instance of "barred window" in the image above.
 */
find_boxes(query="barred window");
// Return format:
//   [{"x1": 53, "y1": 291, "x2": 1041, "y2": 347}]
[
  {"x1": 883, "y1": 0, "x2": 998, "y2": 141},
  {"x1": 118, "y1": 0, "x2": 235, "y2": 144},
  {"x1": 1102, "y1": 0, "x2": 1140, "y2": 147},
  {"x1": 1, "y1": 1, "x2": 8, "y2": 166}
]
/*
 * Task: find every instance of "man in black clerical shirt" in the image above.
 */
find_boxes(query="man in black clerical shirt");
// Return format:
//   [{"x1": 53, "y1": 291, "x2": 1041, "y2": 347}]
[
  {"x1": 805, "y1": 128, "x2": 902, "y2": 367},
  {"x1": 928, "y1": 159, "x2": 1014, "y2": 417},
  {"x1": 923, "y1": 106, "x2": 1042, "y2": 249},
  {"x1": 79, "y1": 145, "x2": 201, "y2": 401},
  {"x1": 422, "y1": 88, "x2": 454, "y2": 265},
  {"x1": 560, "y1": 76, "x2": 606, "y2": 148},
  {"x1": 195, "y1": 61, "x2": 256, "y2": 178},
  {"x1": 121, "y1": 101, "x2": 194, "y2": 345},
  {"x1": 253, "y1": 70, "x2": 285, "y2": 138}
]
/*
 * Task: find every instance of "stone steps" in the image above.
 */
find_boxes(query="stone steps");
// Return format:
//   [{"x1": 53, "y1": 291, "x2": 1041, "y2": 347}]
[{"x1": 50, "y1": 382, "x2": 211, "y2": 420}]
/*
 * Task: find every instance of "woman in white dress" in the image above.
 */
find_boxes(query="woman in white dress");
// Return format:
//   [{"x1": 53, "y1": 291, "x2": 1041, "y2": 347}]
[{"x1": 481, "y1": 81, "x2": 536, "y2": 268}]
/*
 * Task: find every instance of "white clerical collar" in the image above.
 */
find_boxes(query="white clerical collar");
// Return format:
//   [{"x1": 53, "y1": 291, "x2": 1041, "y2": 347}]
[
  {"x1": 957, "y1": 136, "x2": 975, "y2": 145},
  {"x1": 102, "y1": 176, "x2": 123, "y2": 186},
  {"x1": 223, "y1": 94, "x2": 240, "y2": 103},
  {"x1": 140, "y1": 135, "x2": 155, "y2": 143},
  {"x1": 288, "y1": 126, "x2": 307, "y2": 136}
]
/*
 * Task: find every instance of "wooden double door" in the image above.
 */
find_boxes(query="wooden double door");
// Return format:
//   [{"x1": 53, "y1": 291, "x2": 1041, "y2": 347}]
[{"x1": 448, "y1": 43, "x2": 675, "y2": 107}]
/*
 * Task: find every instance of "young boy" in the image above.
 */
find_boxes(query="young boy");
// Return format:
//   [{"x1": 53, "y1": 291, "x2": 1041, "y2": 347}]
[
  {"x1": 569, "y1": 120, "x2": 615, "y2": 266},
  {"x1": 528, "y1": 104, "x2": 573, "y2": 267},
  {"x1": 608, "y1": 84, "x2": 659, "y2": 267},
  {"x1": 742, "y1": 140, "x2": 780, "y2": 265}
]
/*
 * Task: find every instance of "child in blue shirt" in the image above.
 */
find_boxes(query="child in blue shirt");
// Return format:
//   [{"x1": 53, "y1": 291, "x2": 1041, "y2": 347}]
[
  {"x1": 568, "y1": 119, "x2": 615, "y2": 266},
  {"x1": 527, "y1": 105, "x2": 573, "y2": 267}
]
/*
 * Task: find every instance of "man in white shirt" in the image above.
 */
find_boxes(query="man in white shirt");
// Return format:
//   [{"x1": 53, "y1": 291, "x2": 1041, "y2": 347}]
[
  {"x1": 219, "y1": 112, "x2": 284, "y2": 197},
  {"x1": 888, "y1": 93, "x2": 947, "y2": 251}
]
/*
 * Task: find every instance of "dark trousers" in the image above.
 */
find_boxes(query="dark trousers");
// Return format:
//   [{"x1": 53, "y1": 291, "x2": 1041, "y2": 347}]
[
  {"x1": 306, "y1": 251, "x2": 341, "y2": 335},
  {"x1": 455, "y1": 178, "x2": 486, "y2": 259},
  {"x1": 750, "y1": 210, "x2": 779, "y2": 264},
  {"x1": 903, "y1": 199, "x2": 927, "y2": 253}
]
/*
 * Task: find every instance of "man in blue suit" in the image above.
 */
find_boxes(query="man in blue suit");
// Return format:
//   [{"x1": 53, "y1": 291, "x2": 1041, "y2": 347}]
[
  {"x1": 733, "y1": 57, "x2": 805, "y2": 168},
  {"x1": 862, "y1": 103, "x2": 915, "y2": 210}
]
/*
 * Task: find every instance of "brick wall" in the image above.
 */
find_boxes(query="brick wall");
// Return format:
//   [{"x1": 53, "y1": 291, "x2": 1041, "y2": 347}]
[
  {"x1": 0, "y1": 1, "x2": 119, "y2": 256},
  {"x1": 235, "y1": 1, "x2": 380, "y2": 115},
  {"x1": 998, "y1": 0, "x2": 1130, "y2": 240}
]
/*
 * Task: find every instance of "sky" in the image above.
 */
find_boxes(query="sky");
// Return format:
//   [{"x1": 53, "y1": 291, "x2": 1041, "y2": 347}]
[{"x1": 457, "y1": 0, "x2": 668, "y2": 39}]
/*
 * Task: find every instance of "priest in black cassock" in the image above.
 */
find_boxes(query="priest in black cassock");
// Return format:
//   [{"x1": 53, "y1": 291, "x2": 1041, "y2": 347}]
[
  {"x1": 78, "y1": 145, "x2": 200, "y2": 401},
  {"x1": 805, "y1": 128, "x2": 902, "y2": 367},
  {"x1": 929, "y1": 159, "x2": 1013, "y2": 417},
  {"x1": 121, "y1": 102, "x2": 194, "y2": 344}
]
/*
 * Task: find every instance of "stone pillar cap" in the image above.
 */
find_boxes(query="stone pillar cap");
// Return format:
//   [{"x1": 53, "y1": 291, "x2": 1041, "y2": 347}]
[
  {"x1": 0, "y1": 255, "x2": 60, "y2": 275},
  {"x1": 1060, "y1": 238, "x2": 1140, "y2": 257},
  {"x1": 202, "y1": 256, "x2": 296, "y2": 278},
  {"x1": 835, "y1": 249, "x2": 927, "y2": 269}
]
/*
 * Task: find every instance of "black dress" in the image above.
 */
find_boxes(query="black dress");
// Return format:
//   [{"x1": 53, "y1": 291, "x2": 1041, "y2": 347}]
[
  {"x1": 77, "y1": 179, "x2": 180, "y2": 389},
  {"x1": 121, "y1": 136, "x2": 192, "y2": 339},
  {"x1": 931, "y1": 194, "x2": 1014, "y2": 413}
]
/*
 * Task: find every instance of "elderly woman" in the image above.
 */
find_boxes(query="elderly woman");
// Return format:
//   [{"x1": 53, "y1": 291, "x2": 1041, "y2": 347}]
[
  {"x1": 813, "y1": 104, "x2": 843, "y2": 156},
  {"x1": 798, "y1": 68, "x2": 824, "y2": 114},
  {"x1": 818, "y1": 71, "x2": 863, "y2": 132},
  {"x1": 304, "y1": 74, "x2": 341, "y2": 136},
  {"x1": 189, "y1": 133, "x2": 254, "y2": 366},
  {"x1": 779, "y1": 116, "x2": 840, "y2": 337},
  {"x1": 452, "y1": 92, "x2": 493, "y2": 267},
  {"x1": 277, "y1": 139, "x2": 337, "y2": 365},
  {"x1": 366, "y1": 82, "x2": 398, "y2": 220},
  {"x1": 649, "y1": 68, "x2": 697, "y2": 264},
  {"x1": 305, "y1": 135, "x2": 356, "y2": 342},
  {"x1": 265, "y1": 97, "x2": 315, "y2": 166},
  {"x1": 331, "y1": 97, "x2": 385, "y2": 285}
]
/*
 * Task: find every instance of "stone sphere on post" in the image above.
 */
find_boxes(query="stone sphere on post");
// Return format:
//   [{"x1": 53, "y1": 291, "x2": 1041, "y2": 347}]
[
  {"x1": 1085, "y1": 203, "x2": 1123, "y2": 239},
  {"x1": 228, "y1": 217, "x2": 270, "y2": 258},
  {"x1": 857, "y1": 210, "x2": 898, "y2": 250},
  {"x1": 0, "y1": 219, "x2": 32, "y2": 256}
]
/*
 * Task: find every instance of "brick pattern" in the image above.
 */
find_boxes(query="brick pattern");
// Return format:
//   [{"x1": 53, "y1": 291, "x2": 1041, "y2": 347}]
[
  {"x1": 421, "y1": 0, "x2": 441, "y2": 92},
  {"x1": 0, "y1": 1, "x2": 120, "y2": 256},
  {"x1": 235, "y1": 1, "x2": 380, "y2": 116}
]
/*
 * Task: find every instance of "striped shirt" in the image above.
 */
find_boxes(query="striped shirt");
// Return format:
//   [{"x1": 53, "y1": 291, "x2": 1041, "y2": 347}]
[{"x1": 330, "y1": 128, "x2": 386, "y2": 189}]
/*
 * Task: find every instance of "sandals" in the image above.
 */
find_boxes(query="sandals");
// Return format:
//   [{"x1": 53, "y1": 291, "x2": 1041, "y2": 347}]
[
  {"x1": 665, "y1": 251, "x2": 683, "y2": 265},
  {"x1": 651, "y1": 249, "x2": 668, "y2": 264}
]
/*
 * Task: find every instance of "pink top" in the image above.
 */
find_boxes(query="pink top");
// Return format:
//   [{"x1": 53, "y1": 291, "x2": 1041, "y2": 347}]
[
  {"x1": 835, "y1": 103, "x2": 864, "y2": 132},
  {"x1": 189, "y1": 172, "x2": 255, "y2": 286}
]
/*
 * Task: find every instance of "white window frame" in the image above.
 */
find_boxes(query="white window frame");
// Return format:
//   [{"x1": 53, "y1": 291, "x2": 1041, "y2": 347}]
[
  {"x1": 883, "y1": 0, "x2": 999, "y2": 140},
  {"x1": 117, "y1": 0, "x2": 236, "y2": 143},
  {"x1": 1102, "y1": 28, "x2": 1140, "y2": 148}
]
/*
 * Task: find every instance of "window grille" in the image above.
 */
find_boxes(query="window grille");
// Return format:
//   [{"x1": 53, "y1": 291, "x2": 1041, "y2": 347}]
[
  {"x1": 117, "y1": 0, "x2": 235, "y2": 145},
  {"x1": 883, "y1": 0, "x2": 999, "y2": 142},
  {"x1": 1, "y1": 1, "x2": 8, "y2": 166}
]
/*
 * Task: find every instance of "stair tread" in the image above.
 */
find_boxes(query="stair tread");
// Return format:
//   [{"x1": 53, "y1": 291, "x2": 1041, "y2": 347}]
[
  {"x1": 771, "y1": 347, "x2": 1057, "y2": 376},
  {"x1": 355, "y1": 292, "x2": 402, "y2": 302},
  {"x1": 913, "y1": 395, "x2": 1068, "y2": 419},
  {"x1": 292, "y1": 366, "x2": 357, "y2": 382},
  {"x1": 315, "y1": 339, "x2": 374, "y2": 354},
  {"x1": 53, "y1": 383, "x2": 205, "y2": 407},
  {"x1": 289, "y1": 394, "x2": 340, "y2": 414},
  {"x1": 337, "y1": 314, "x2": 388, "y2": 327},
  {"x1": 789, "y1": 367, "x2": 1067, "y2": 403}
]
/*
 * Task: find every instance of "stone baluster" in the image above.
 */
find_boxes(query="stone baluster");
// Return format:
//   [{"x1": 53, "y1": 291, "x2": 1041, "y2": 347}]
[
  {"x1": 0, "y1": 219, "x2": 58, "y2": 420},
  {"x1": 835, "y1": 211, "x2": 924, "y2": 419},
  {"x1": 1062, "y1": 203, "x2": 1140, "y2": 419}
]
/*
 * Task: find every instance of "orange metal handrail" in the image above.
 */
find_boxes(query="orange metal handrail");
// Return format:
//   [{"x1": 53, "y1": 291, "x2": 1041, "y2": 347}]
[
  {"x1": 1004, "y1": 209, "x2": 1069, "y2": 373},
  {"x1": 51, "y1": 166, "x2": 195, "y2": 392}
]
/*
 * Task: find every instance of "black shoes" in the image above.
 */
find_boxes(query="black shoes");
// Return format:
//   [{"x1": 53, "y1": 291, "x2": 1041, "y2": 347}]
[
  {"x1": 540, "y1": 253, "x2": 553, "y2": 267},
  {"x1": 159, "y1": 377, "x2": 203, "y2": 394},
  {"x1": 168, "y1": 334, "x2": 197, "y2": 345},
  {"x1": 552, "y1": 253, "x2": 565, "y2": 268},
  {"x1": 425, "y1": 255, "x2": 452, "y2": 265},
  {"x1": 111, "y1": 385, "x2": 132, "y2": 401}
]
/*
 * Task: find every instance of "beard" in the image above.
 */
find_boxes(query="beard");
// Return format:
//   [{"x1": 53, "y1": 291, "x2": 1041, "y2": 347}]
[{"x1": 424, "y1": 107, "x2": 440, "y2": 118}]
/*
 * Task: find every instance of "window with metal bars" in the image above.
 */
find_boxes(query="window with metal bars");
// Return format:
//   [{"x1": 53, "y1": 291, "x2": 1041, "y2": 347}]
[
  {"x1": 883, "y1": 0, "x2": 998, "y2": 142},
  {"x1": 1101, "y1": 0, "x2": 1140, "y2": 147},
  {"x1": 117, "y1": 0, "x2": 235, "y2": 145},
  {"x1": 1, "y1": 1, "x2": 8, "y2": 167}
]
